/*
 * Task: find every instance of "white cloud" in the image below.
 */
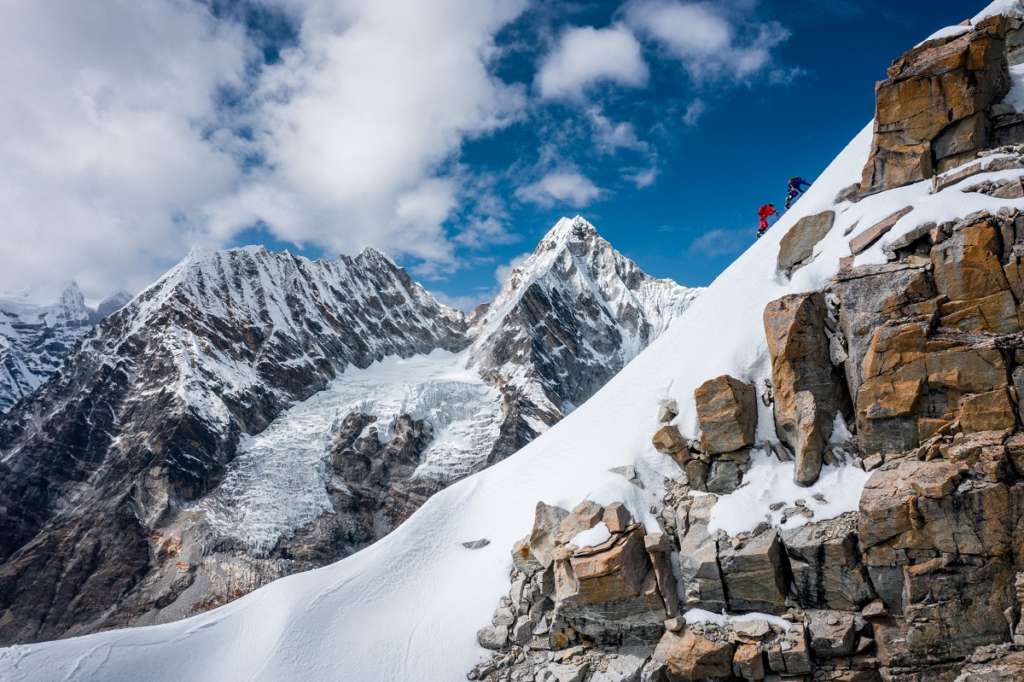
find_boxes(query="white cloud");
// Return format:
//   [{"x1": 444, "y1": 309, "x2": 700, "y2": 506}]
[
  {"x1": 625, "y1": 0, "x2": 790, "y2": 83},
  {"x1": 683, "y1": 98, "x2": 706, "y2": 126},
  {"x1": 0, "y1": 1, "x2": 250, "y2": 300},
  {"x1": 516, "y1": 170, "x2": 603, "y2": 208},
  {"x1": 626, "y1": 167, "x2": 659, "y2": 189},
  {"x1": 587, "y1": 108, "x2": 648, "y2": 154},
  {"x1": 211, "y1": 0, "x2": 529, "y2": 270},
  {"x1": 536, "y1": 25, "x2": 649, "y2": 100},
  {"x1": 0, "y1": 0, "x2": 530, "y2": 300}
]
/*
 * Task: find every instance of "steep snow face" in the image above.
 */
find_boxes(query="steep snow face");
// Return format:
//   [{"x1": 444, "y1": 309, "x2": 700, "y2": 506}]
[
  {"x1": 0, "y1": 283, "x2": 97, "y2": 413},
  {"x1": 469, "y1": 216, "x2": 700, "y2": 419},
  {"x1": 13, "y1": 15, "x2": 1024, "y2": 671}
]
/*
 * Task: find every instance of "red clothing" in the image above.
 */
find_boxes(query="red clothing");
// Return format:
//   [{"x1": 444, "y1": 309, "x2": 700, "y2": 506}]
[{"x1": 758, "y1": 204, "x2": 777, "y2": 230}]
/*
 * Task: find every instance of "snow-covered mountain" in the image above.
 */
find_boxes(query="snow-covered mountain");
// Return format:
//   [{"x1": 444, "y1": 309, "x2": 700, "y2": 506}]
[
  {"x1": 0, "y1": 219, "x2": 697, "y2": 645},
  {"x1": 4, "y1": 2, "x2": 1021, "y2": 680},
  {"x1": 0, "y1": 283, "x2": 129, "y2": 413}
]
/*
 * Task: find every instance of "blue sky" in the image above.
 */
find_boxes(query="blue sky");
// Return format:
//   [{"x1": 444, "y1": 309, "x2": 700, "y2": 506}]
[
  {"x1": 0, "y1": 1, "x2": 988, "y2": 305},
  {"x1": 423, "y1": 0, "x2": 978, "y2": 306}
]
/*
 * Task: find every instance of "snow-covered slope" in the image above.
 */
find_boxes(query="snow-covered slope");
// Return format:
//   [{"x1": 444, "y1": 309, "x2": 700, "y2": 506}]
[
  {"x1": 6, "y1": 1, "x2": 1021, "y2": 669},
  {"x1": 0, "y1": 283, "x2": 107, "y2": 413}
]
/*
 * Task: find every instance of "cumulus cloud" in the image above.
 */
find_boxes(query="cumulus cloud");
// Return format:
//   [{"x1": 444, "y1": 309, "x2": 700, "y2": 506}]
[
  {"x1": 0, "y1": 0, "x2": 530, "y2": 299},
  {"x1": 211, "y1": 0, "x2": 529, "y2": 272},
  {"x1": 0, "y1": 1, "x2": 249, "y2": 300},
  {"x1": 516, "y1": 170, "x2": 603, "y2": 208},
  {"x1": 536, "y1": 25, "x2": 649, "y2": 100},
  {"x1": 624, "y1": 0, "x2": 790, "y2": 83}
]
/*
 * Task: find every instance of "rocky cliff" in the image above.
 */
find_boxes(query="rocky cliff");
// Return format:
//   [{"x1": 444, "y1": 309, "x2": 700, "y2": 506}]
[
  {"x1": 0, "y1": 222, "x2": 696, "y2": 646},
  {"x1": 472, "y1": 7, "x2": 1024, "y2": 682}
]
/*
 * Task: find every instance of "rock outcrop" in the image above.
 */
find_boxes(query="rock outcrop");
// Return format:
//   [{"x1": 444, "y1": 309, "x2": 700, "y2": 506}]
[
  {"x1": 764, "y1": 293, "x2": 844, "y2": 485},
  {"x1": 860, "y1": 14, "x2": 1022, "y2": 194}
]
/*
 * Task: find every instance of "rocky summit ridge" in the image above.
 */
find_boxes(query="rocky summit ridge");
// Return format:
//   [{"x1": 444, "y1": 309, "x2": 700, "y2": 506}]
[
  {"x1": 0, "y1": 217, "x2": 697, "y2": 646},
  {"x1": 472, "y1": 5, "x2": 1024, "y2": 681}
]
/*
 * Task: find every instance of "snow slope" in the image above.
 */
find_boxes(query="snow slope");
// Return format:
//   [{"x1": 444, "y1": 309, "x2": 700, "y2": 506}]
[
  {"x1": 4, "y1": 4, "x2": 1024, "y2": 678},
  {"x1": 0, "y1": 124, "x2": 891, "y2": 682}
]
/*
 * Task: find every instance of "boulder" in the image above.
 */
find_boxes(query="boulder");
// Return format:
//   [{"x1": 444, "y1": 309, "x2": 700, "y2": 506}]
[
  {"x1": 676, "y1": 496, "x2": 727, "y2": 612},
  {"x1": 778, "y1": 210, "x2": 836, "y2": 273},
  {"x1": 694, "y1": 375, "x2": 757, "y2": 454},
  {"x1": 705, "y1": 449, "x2": 750, "y2": 494},
  {"x1": 658, "y1": 399, "x2": 679, "y2": 424},
  {"x1": 477, "y1": 624, "x2": 508, "y2": 650},
  {"x1": 556, "y1": 501, "x2": 604, "y2": 545},
  {"x1": 718, "y1": 528, "x2": 789, "y2": 614},
  {"x1": 955, "y1": 646, "x2": 1024, "y2": 681},
  {"x1": 849, "y1": 206, "x2": 914, "y2": 255},
  {"x1": 602, "y1": 503, "x2": 633, "y2": 533},
  {"x1": 860, "y1": 16, "x2": 1012, "y2": 193},
  {"x1": 651, "y1": 425, "x2": 690, "y2": 467},
  {"x1": 807, "y1": 610, "x2": 858, "y2": 658},
  {"x1": 764, "y1": 293, "x2": 841, "y2": 485},
  {"x1": 930, "y1": 220, "x2": 1017, "y2": 330},
  {"x1": 529, "y1": 503, "x2": 570, "y2": 568},
  {"x1": 781, "y1": 513, "x2": 876, "y2": 610},
  {"x1": 651, "y1": 629, "x2": 735, "y2": 680},
  {"x1": 732, "y1": 642, "x2": 765, "y2": 680}
]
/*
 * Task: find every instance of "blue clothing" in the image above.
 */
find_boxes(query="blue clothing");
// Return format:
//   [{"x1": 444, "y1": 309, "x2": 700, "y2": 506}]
[{"x1": 788, "y1": 177, "x2": 811, "y2": 192}]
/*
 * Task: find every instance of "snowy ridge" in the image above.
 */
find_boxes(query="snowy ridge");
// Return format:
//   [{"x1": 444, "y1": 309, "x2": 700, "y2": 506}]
[{"x1": 469, "y1": 215, "x2": 700, "y2": 416}]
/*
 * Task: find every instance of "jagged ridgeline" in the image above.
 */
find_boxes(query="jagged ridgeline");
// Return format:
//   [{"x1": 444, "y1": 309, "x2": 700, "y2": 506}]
[{"x1": 0, "y1": 220, "x2": 697, "y2": 645}]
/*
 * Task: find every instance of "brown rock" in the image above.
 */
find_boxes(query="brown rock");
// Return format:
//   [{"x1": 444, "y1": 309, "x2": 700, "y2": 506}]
[
  {"x1": 849, "y1": 206, "x2": 914, "y2": 255},
  {"x1": 860, "y1": 17, "x2": 1012, "y2": 193},
  {"x1": 959, "y1": 388, "x2": 1017, "y2": 433},
  {"x1": 602, "y1": 503, "x2": 632, "y2": 533},
  {"x1": 930, "y1": 220, "x2": 1012, "y2": 303},
  {"x1": 652, "y1": 424, "x2": 690, "y2": 467},
  {"x1": 556, "y1": 501, "x2": 604, "y2": 545},
  {"x1": 732, "y1": 642, "x2": 765, "y2": 680},
  {"x1": 694, "y1": 375, "x2": 757, "y2": 454},
  {"x1": 778, "y1": 210, "x2": 836, "y2": 273},
  {"x1": 652, "y1": 629, "x2": 735, "y2": 680},
  {"x1": 764, "y1": 293, "x2": 840, "y2": 485}
]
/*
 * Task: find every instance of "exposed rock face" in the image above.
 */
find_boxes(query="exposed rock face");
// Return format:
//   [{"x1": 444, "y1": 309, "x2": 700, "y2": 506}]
[
  {"x1": 781, "y1": 513, "x2": 876, "y2": 611},
  {"x1": 764, "y1": 293, "x2": 844, "y2": 485},
  {"x1": 833, "y1": 212, "x2": 1023, "y2": 455},
  {"x1": 778, "y1": 211, "x2": 836, "y2": 274},
  {"x1": 860, "y1": 15, "x2": 1019, "y2": 194}
]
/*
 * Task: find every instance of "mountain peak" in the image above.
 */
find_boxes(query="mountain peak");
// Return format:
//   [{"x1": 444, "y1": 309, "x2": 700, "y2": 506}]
[{"x1": 540, "y1": 215, "x2": 598, "y2": 248}]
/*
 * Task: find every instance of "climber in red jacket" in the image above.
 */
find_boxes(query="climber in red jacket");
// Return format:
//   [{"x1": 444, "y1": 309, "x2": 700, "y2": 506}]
[{"x1": 757, "y1": 203, "x2": 778, "y2": 238}]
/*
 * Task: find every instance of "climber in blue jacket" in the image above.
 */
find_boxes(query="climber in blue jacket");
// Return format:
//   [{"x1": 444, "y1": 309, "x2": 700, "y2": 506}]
[{"x1": 785, "y1": 176, "x2": 812, "y2": 209}]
